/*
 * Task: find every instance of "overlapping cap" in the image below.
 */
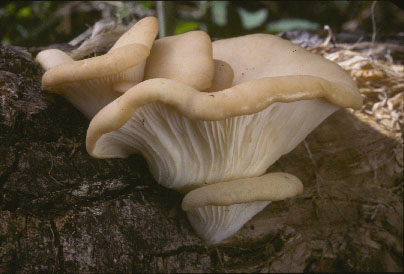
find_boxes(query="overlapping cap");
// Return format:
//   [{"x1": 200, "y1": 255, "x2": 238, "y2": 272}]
[{"x1": 36, "y1": 16, "x2": 159, "y2": 118}]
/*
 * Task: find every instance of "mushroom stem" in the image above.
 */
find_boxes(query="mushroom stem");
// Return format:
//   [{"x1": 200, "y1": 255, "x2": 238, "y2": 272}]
[
  {"x1": 187, "y1": 201, "x2": 271, "y2": 245},
  {"x1": 182, "y1": 172, "x2": 303, "y2": 244}
]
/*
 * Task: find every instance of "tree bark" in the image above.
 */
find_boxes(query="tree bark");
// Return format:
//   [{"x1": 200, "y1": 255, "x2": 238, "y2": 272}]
[{"x1": 0, "y1": 43, "x2": 402, "y2": 272}]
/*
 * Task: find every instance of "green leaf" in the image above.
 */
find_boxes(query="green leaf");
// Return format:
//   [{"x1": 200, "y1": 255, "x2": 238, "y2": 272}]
[
  {"x1": 139, "y1": 1, "x2": 152, "y2": 9},
  {"x1": 16, "y1": 6, "x2": 33, "y2": 19},
  {"x1": 237, "y1": 8, "x2": 268, "y2": 30},
  {"x1": 211, "y1": 1, "x2": 228, "y2": 27},
  {"x1": 16, "y1": 24, "x2": 29, "y2": 38},
  {"x1": 2, "y1": 35, "x2": 12, "y2": 45},
  {"x1": 40, "y1": 1, "x2": 52, "y2": 11},
  {"x1": 175, "y1": 21, "x2": 200, "y2": 35},
  {"x1": 119, "y1": 8, "x2": 130, "y2": 18},
  {"x1": 4, "y1": 3, "x2": 16, "y2": 15},
  {"x1": 266, "y1": 18, "x2": 320, "y2": 33}
]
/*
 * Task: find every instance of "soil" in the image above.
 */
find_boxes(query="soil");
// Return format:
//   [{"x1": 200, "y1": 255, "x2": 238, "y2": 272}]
[{"x1": 0, "y1": 39, "x2": 402, "y2": 272}]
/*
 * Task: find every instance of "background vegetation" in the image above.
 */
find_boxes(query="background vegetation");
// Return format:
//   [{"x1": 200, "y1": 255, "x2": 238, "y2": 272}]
[{"x1": 0, "y1": 1, "x2": 403, "y2": 47}]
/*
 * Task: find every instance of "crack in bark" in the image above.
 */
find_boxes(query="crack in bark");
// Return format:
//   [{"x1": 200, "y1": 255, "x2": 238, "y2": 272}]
[
  {"x1": 0, "y1": 149, "x2": 20, "y2": 206},
  {"x1": 45, "y1": 182, "x2": 151, "y2": 217},
  {"x1": 151, "y1": 245, "x2": 208, "y2": 258},
  {"x1": 50, "y1": 219, "x2": 65, "y2": 273}
]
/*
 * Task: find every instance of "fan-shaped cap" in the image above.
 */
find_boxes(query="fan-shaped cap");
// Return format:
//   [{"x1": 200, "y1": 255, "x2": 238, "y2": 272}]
[
  {"x1": 214, "y1": 34, "x2": 349, "y2": 83},
  {"x1": 182, "y1": 172, "x2": 303, "y2": 244},
  {"x1": 144, "y1": 31, "x2": 215, "y2": 90},
  {"x1": 212, "y1": 34, "x2": 362, "y2": 108},
  {"x1": 87, "y1": 67, "x2": 362, "y2": 156},
  {"x1": 35, "y1": 16, "x2": 159, "y2": 118}
]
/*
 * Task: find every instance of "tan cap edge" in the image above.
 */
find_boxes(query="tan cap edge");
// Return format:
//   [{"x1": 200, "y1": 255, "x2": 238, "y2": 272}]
[
  {"x1": 85, "y1": 76, "x2": 362, "y2": 157},
  {"x1": 110, "y1": 16, "x2": 159, "y2": 51},
  {"x1": 181, "y1": 172, "x2": 303, "y2": 211}
]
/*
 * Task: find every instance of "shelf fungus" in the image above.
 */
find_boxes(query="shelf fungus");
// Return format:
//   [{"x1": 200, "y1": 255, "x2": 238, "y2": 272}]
[
  {"x1": 37, "y1": 16, "x2": 363, "y2": 244},
  {"x1": 35, "y1": 16, "x2": 159, "y2": 119}
]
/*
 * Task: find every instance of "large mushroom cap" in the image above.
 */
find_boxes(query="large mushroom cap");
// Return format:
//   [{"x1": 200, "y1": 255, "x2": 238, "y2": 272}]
[
  {"x1": 86, "y1": 33, "x2": 362, "y2": 191},
  {"x1": 182, "y1": 172, "x2": 303, "y2": 244},
  {"x1": 36, "y1": 16, "x2": 159, "y2": 119}
]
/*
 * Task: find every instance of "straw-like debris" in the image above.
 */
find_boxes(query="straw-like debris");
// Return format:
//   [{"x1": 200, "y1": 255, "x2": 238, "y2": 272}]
[
  {"x1": 310, "y1": 40, "x2": 403, "y2": 139},
  {"x1": 306, "y1": 36, "x2": 404, "y2": 180}
]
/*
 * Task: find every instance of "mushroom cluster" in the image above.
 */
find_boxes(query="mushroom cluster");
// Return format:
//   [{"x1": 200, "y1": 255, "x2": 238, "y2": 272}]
[{"x1": 36, "y1": 16, "x2": 362, "y2": 245}]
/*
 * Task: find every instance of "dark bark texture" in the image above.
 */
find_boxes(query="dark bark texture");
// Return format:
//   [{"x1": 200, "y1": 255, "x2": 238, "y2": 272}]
[{"x1": 0, "y1": 43, "x2": 402, "y2": 272}]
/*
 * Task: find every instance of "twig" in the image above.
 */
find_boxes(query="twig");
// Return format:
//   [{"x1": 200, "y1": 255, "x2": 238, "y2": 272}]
[
  {"x1": 370, "y1": 204, "x2": 380, "y2": 220},
  {"x1": 31, "y1": 1, "x2": 82, "y2": 39},
  {"x1": 370, "y1": 1, "x2": 377, "y2": 45},
  {"x1": 47, "y1": 151, "x2": 63, "y2": 185},
  {"x1": 156, "y1": 1, "x2": 176, "y2": 38},
  {"x1": 330, "y1": 196, "x2": 349, "y2": 223},
  {"x1": 68, "y1": 27, "x2": 93, "y2": 47},
  {"x1": 320, "y1": 25, "x2": 332, "y2": 48},
  {"x1": 156, "y1": 1, "x2": 166, "y2": 38},
  {"x1": 303, "y1": 140, "x2": 324, "y2": 198},
  {"x1": 215, "y1": 247, "x2": 224, "y2": 267}
]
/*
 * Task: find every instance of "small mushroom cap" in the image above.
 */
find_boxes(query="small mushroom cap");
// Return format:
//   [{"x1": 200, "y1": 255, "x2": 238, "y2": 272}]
[
  {"x1": 183, "y1": 172, "x2": 303, "y2": 244},
  {"x1": 38, "y1": 16, "x2": 159, "y2": 91},
  {"x1": 182, "y1": 172, "x2": 303, "y2": 211},
  {"x1": 144, "y1": 31, "x2": 215, "y2": 91},
  {"x1": 41, "y1": 43, "x2": 150, "y2": 91}
]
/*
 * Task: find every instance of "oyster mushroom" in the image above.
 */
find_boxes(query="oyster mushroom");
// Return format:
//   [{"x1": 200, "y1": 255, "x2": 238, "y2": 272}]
[
  {"x1": 182, "y1": 172, "x2": 303, "y2": 244},
  {"x1": 84, "y1": 32, "x2": 362, "y2": 244},
  {"x1": 86, "y1": 34, "x2": 361, "y2": 192},
  {"x1": 35, "y1": 16, "x2": 159, "y2": 119}
]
